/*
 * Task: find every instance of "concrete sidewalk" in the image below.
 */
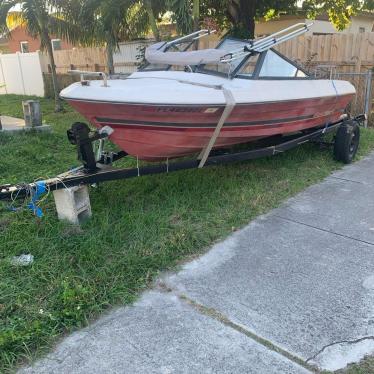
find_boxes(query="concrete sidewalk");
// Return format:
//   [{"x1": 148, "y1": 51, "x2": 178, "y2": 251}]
[{"x1": 20, "y1": 153, "x2": 374, "y2": 374}]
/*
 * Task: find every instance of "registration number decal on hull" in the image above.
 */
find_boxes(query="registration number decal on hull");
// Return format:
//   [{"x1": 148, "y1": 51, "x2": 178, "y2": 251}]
[{"x1": 204, "y1": 108, "x2": 219, "y2": 113}]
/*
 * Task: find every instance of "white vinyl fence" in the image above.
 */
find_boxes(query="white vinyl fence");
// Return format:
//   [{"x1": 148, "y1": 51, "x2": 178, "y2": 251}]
[{"x1": 0, "y1": 52, "x2": 45, "y2": 96}]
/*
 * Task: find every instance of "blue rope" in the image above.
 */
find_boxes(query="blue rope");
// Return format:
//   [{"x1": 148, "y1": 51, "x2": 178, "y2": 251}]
[{"x1": 27, "y1": 181, "x2": 46, "y2": 218}]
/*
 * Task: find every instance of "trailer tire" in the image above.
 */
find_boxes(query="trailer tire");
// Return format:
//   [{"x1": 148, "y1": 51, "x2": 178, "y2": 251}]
[{"x1": 333, "y1": 121, "x2": 360, "y2": 164}]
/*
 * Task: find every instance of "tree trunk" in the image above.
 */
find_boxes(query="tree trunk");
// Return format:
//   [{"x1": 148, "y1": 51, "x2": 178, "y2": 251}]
[
  {"x1": 44, "y1": 32, "x2": 63, "y2": 112},
  {"x1": 192, "y1": 0, "x2": 200, "y2": 31},
  {"x1": 145, "y1": 0, "x2": 160, "y2": 41},
  {"x1": 106, "y1": 42, "x2": 114, "y2": 75},
  {"x1": 192, "y1": 0, "x2": 200, "y2": 49},
  {"x1": 227, "y1": 0, "x2": 256, "y2": 39},
  {"x1": 239, "y1": 0, "x2": 256, "y2": 38}
]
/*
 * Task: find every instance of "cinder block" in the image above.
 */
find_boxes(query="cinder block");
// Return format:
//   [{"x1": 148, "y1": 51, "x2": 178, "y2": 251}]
[
  {"x1": 53, "y1": 185, "x2": 92, "y2": 224},
  {"x1": 22, "y1": 100, "x2": 42, "y2": 127}
]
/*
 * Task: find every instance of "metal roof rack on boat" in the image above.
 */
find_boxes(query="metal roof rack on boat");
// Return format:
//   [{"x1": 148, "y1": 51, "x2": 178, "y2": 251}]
[
  {"x1": 161, "y1": 23, "x2": 311, "y2": 57},
  {"x1": 163, "y1": 29, "x2": 217, "y2": 49},
  {"x1": 144, "y1": 23, "x2": 313, "y2": 68},
  {"x1": 221, "y1": 23, "x2": 313, "y2": 63}
]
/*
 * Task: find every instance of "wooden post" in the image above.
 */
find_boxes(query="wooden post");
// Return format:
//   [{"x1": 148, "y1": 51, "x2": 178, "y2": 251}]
[{"x1": 364, "y1": 69, "x2": 373, "y2": 128}]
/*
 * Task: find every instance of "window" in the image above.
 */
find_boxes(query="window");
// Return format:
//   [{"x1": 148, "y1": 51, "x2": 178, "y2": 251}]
[
  {"x1": 259, "y1": 50, "x2": 298, "y2": 77},
  {"x1": 197, "y1": 38, "x2": 252, "y2": 76},
  {"x1": 359, "y1": 27, "x2": 365, "y2": 33},
  {"x1": 51, "y1": 39, "x2": 62, "y2": 51},
  {"x1": 20, "y1": 41, "x2": 29, "y2": 53},
  {"x1": 236, "y1": 54, "x2": 260, "y2": 77},
  {"x1": 296, "y1": 69, "x2": 307, "y2": 77}
]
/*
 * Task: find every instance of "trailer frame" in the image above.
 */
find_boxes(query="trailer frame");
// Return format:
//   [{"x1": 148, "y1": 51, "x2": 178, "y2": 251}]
[{"x1": 0, "y1": 115, "x2": 365, "y2": 203}]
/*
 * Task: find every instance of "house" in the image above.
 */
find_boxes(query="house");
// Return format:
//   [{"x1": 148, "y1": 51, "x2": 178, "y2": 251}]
[
  {"x1": 3, "y1": 25, "x2": 74, "y2": 53},
  {"x1": 255, "y1": 11, "x2": 374, "y2": 37}
]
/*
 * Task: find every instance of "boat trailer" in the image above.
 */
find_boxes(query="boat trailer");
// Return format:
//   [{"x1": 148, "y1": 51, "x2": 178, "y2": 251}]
[{"x1": 0, "y1": 114, "x2": 364, "y2": 222}]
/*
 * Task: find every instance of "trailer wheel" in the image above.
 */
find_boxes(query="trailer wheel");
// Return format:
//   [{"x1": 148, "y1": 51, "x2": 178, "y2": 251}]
[{"x1": 333, "y1": 121, "x2": 360, "y2": 164}]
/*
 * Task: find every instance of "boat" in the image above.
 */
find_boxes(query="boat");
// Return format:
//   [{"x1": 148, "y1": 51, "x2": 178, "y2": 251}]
[{"x1": 60, "y1": 24, "x2": 355, "y2": 164}]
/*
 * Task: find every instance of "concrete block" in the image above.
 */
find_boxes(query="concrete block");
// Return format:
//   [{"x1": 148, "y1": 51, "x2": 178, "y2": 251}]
[
  {"x1": 53, "y1": 185, "x2": 91, "y2": 224},
  {"x1": 22, "y1": 100, "x2": 42, "y2": 127}
]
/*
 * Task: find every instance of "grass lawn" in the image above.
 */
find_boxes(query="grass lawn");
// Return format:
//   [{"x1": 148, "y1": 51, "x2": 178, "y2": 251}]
[
  {"x1": 1, "y1": 94, "x2": 374, "y2": 373},
  {"x1": 339, "y1": 357, "x2": 374, "y2": 374}
]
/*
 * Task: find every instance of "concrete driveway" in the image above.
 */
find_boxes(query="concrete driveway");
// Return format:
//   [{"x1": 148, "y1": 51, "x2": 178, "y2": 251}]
[{"x1": 20, "y1": 152, "x2": 374, "y2": 374}]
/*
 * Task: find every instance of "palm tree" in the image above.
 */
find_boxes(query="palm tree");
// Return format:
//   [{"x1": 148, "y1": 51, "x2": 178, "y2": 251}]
[
  {"x1": 82, "y1": 0, "x2": 150, "y2": 74},
  {"x1": 144, "y1": 0, "x2": 160, "y2": 41},
  {"x1": 0, "y1": 1, "x2": 83, "y2": 112},
  {"x1": 167, "y1": 0, "x2": 191, "y2": 34},
  {"x1": 167, "y1": 0, "x2": 200, "y2": 34},
  {"x1": 192, "y1": 0, "x2": 199, "y2": 31}
]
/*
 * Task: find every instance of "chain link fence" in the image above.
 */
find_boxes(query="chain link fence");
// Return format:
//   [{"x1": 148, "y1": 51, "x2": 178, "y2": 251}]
[{"x1": 313, "y1": 65, "x2": 373, "y2": 126}]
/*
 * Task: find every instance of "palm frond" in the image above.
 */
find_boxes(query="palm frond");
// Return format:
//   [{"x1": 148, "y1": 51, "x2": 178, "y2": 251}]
[
  {"x1": 20, "y1": 0, "x2": 44, "y2": 38},
  {"x1": 0, "y1": 0, "x2": 20, "y2": 35},
  {"x1": 47, "y1": 15, "x2": 87, "y2": 46},
  {"x1": 167, "y1": 0, "x2": 192, "y2": 34},
  {"x1": 6, "y1": 10, "x2": 25, "y2": 29}
]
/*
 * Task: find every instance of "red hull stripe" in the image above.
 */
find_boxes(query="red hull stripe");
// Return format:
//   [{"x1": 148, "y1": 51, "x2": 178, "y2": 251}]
[{"x1": 95, "y1": 114, "x2": 316, "y2": 128}]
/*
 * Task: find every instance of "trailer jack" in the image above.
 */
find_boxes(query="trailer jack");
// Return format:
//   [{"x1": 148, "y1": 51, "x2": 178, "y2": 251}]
[{"x1": 67, "y1": 122, "x2": 108, "y2": 171}]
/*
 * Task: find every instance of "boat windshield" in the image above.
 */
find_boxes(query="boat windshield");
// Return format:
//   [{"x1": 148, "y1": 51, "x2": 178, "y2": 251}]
[
  {"x1": 197, "y1": 39, "x2": 309, "y2": 79},
  {"x1": 196, "y1": 38, "x2": 253, "y2": 76},
  {"x1": 141, "y1": 36, "x2": 308, "y2": 79}
]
